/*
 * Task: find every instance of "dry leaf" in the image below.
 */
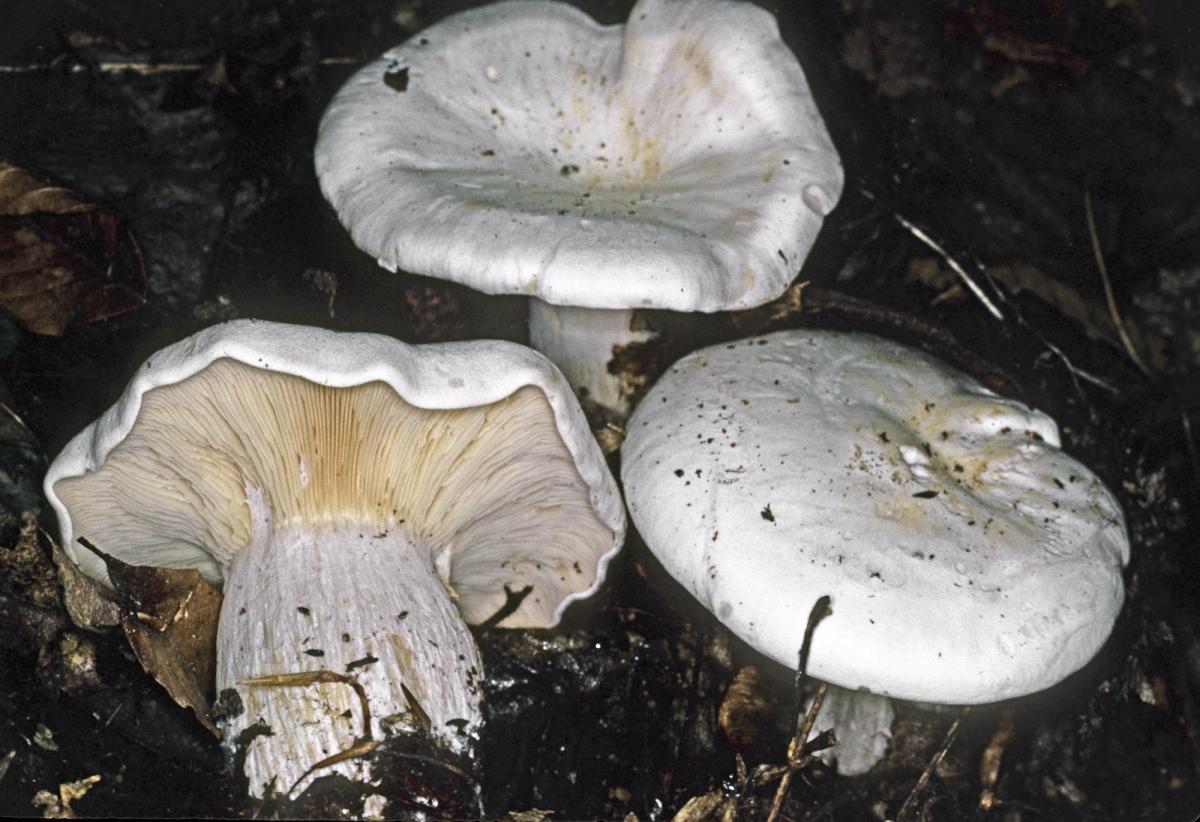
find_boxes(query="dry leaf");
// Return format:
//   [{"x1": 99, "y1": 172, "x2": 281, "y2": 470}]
[
  {"x1": 48, "y1": 535, "x2": 121, "y2": 630},
  {"x1": 0, "y1": 518, "x2": 59, "y2": 608},
  {"x1": 31, "y1": 774, "x2": 101, "y2": 819},
  {"x1": 507, "y1": 810, "x2": 556, "y2": 822},
  {"x1": 672, "y1": 791, "x2": 736, "y2": 822},
  {"x1": 717, "y1": 665, "x2": 776, "y2": 755},
  {"x1": 32, "y1": 723, "x2": 57, "y2": 751},
  {"x1": 0, "y1": 163, "x2": 144, "y2": 335},
  {"x1": 78, "y1": 539, "x2": 221, "y2": 735}
]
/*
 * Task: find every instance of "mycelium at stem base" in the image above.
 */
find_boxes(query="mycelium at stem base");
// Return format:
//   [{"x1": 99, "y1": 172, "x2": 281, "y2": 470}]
[
  {"x1": 218, "y1": 494, "x2": 482, "y2": 799},
  {"x1": 528, "y1": 300, "x2": 655, "y2": 415}
]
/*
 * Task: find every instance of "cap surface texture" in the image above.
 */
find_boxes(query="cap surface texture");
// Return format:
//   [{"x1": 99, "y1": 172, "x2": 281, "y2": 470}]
[
  {"x1": 621, "y1": 330, "x2": 1129, "y2": 704},
  {"x1": 315, "y1": 0, "x2": 843, "y2": 312}
]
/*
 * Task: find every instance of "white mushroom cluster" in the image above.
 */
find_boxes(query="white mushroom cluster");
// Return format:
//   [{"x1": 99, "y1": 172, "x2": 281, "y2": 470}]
[
  {"x1": 621, "y1": 330, "x2": 1130, "y2": 774},
  {"x1": 42, "y1": 0, "x2": 1133, "y2": 803},
  {"x1": 45, "y1": 320, "x2": 624, "y2": 797},
  {"x1": 316, "y1": 0, "x2": 843, "y2": 411}
]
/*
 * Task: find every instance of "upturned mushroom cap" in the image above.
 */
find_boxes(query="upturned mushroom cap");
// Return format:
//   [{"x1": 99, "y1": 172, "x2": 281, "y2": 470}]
[
  {"x1": 621, "y1": 330, "x2": 1129, "y2": 705},
  {"x1": 45, "y1": 319, "x2": 625, "y2": 796},
  {"x1": 45, "y1": 319, "x2": 623, "y2": 627},
  {"x1": 315, "y1": 0, "x2": 843, "y2": 313}
]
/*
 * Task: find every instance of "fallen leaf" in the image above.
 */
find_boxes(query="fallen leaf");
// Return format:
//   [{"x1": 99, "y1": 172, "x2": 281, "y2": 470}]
[
  {"x1": 672, "y1": 791, "x2": 735, "y2": 822},
  {"x1": 507, "y1": 810, "x2": 556, "y2": 822},
  {"x1": 58, "y1": 775, "x2": 100, "y2": 806},
  {"x1": 32, "y1": 723, "x2": 57, "y2": 751},
  {"x1": 718, "y1": 665, "x2": 776, "y2": 756},
  {"x1": 31, "y1": 774, "x2": 101, "y2": 819},
  {"x1": 48, "y1": 534, "x2": 120, "y2": 630},
  {"x1": 0, "y1": 518, "x2": 59, "y2": 607},
  {"x1": 0, "y1": 164, "x2": 144, "y2": 335},
  {"x1": 77, "y1": 538, "x2": 221, "y2": 735}
]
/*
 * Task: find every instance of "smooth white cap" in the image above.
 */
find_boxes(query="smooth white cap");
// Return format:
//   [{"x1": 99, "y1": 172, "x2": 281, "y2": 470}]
[
  {"x1": 315, "y1": 0, "x2": 843, "y2": 312},
  {"x1": 621, "y1": 330, "x2": 1129, "y2": 704},
  {"x1": 45, "y1": 319, "x2": 625, "y2": 628}
]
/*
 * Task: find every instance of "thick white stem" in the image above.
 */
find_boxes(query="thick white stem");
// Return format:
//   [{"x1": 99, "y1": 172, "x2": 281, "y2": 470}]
[
  {"x1": 808, "y1": 685, "x2": 895, "y2": 776},
  {"x1": 217, "y1": 511, "x2": 483, "y2": 798},
  {"x1": 528, "y1": 300, "x2": 655, "y2": 415}
]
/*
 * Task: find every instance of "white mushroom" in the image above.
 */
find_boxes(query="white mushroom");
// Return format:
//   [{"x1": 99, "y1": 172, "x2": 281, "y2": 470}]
[
  {"x1": 315, "y1": 0, "x2": 843, "y2": 412},
  {"x1": 621, "y1": 329, "x2": 1129, "y2": 775},
  {"x1": 44, "y1": 319, "x2": 624, "y2": 797}
]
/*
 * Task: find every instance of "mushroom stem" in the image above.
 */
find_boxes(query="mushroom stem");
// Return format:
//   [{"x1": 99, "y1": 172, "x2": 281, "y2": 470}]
[
  {"x1": 528, "y1": 300, "x2": 655, "y2": 415},
  {"x1": 216, "y1": 500, "x2": 483, "y2": 798},
  {"x1": 808, "y1": 685, "x2": 895, "y2": 776}
]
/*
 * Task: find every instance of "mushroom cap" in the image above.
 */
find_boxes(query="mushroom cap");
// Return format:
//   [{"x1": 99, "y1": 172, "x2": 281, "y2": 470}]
[
  {"x1": 621, "y1": 330, "x2": 1129, "y2": 704},
  {"x1": 315, "y1": 0, "x2": 842, "y2": 313},
  {"x1": 45, "y1": 319, "x2": 624, "y2": 627}
]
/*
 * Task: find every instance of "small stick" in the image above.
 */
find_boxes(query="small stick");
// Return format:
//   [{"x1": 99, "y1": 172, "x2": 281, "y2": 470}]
[
  {"x1": 240, "y1": 669, "x2": 377, "y2": 798},
  {"x1": 766, "y1": 596, "x2": 833, "y2": 822},
  {"x1": 855, "y1": 186, "x2": 1003, "y2": 322},
  {"x1": 1083, "y1": 191, "x2": 1153, "y2": 376},
  {"x1": 894, "y1": 213, "x2": 1006, "y2": 322},
  {"x1": 766, "y1": 683, "x2": 830, "y2": 822},
  {"x1": 399, "y1": 682, "x2": 431, "y2": 733},
  {"x1": 896, "y1": 706, "x2": 972, "y2": 821},
  {"x1": 76, "y1": 535, "x2": 114, "y2": 563}
]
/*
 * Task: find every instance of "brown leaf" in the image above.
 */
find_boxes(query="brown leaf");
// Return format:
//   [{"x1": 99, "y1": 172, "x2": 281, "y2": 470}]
[
  {"x1": 1, "y1": 518, "x2": 59, "y2": 608},
  {"x1": 717, "y1": 665, "x2": 776, "y2": 755},
  {"x1": 31, "y1": 774, "x2": 101, "y2": 819},
  {"x1": 672, "y1": 790, "x2": 736, "y2": 822},
  {"x1": 0, "y1": 164, "x2": 145, "y2": 335},
  {"x1": 49, "y1": 535, "x2": 121, "y2": 630},
  {"x1": 78, "y1": 538, "x2": 221, "y2": 735}
]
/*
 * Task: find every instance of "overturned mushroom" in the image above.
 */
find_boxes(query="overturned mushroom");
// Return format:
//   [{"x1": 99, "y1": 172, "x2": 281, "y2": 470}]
[
  {"x1": 621, "y1": 330, "x2": 1129, "y2": 775},
  {"x1": 44, "y1": 319, "x2": 624, "y2": 797},
  {"x1": 315, "y1": 0, "x2": 842, "y2": 412}
]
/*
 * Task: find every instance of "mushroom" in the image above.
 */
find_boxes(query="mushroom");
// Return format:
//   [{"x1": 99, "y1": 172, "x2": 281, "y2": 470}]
[
  {"x1": 620, "y1": 329, "x2": 1129, "y2": 775},
  {"x1": 315, "y1": 0, "x2": 843, "y2": 413},
  {"x1": 44, "y1": 319, "x2": 624, "y2": 797}
]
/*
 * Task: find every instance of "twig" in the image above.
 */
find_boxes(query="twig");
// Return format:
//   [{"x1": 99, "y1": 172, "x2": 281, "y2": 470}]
[
  {"x1": 399, "y1": 682, "x2": 431, "y2": 733},
  {"x1": 1083, "y1": 191, "x2": 1153, "y2": 376},
  {"x1": 1036, "y1": 337, "x2": 1120, "y2": 394},
  {"x1": 766, "y1": 683, "x2": 829, "y2": 822},
  {"x1": 983, "y1": 280, "x2": 1120, "y2": 397},
  {"x1": 896, "y1": 706, "x2": 972, "y2": 821},
  {"x1": 980, "y1": 262, "x2": 1162, "y2": 371},
  {"x1": 240, "y1": 669, "x2": 377, "y2": 798},
  {"x1": 894, "y1": 213, "x2": 1006, "y2": 321},
  {"x1": 0, "y1": 749, "x2": 15, "y2": 784},
  {"x1": 766, "y1": 595, "x2": 833, "y2": 822}
]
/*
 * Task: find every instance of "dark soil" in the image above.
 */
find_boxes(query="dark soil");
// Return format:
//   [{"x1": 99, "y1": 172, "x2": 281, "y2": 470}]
[{"x1": 1, "y1": 0, "x2": 1198, "y2": 819}]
